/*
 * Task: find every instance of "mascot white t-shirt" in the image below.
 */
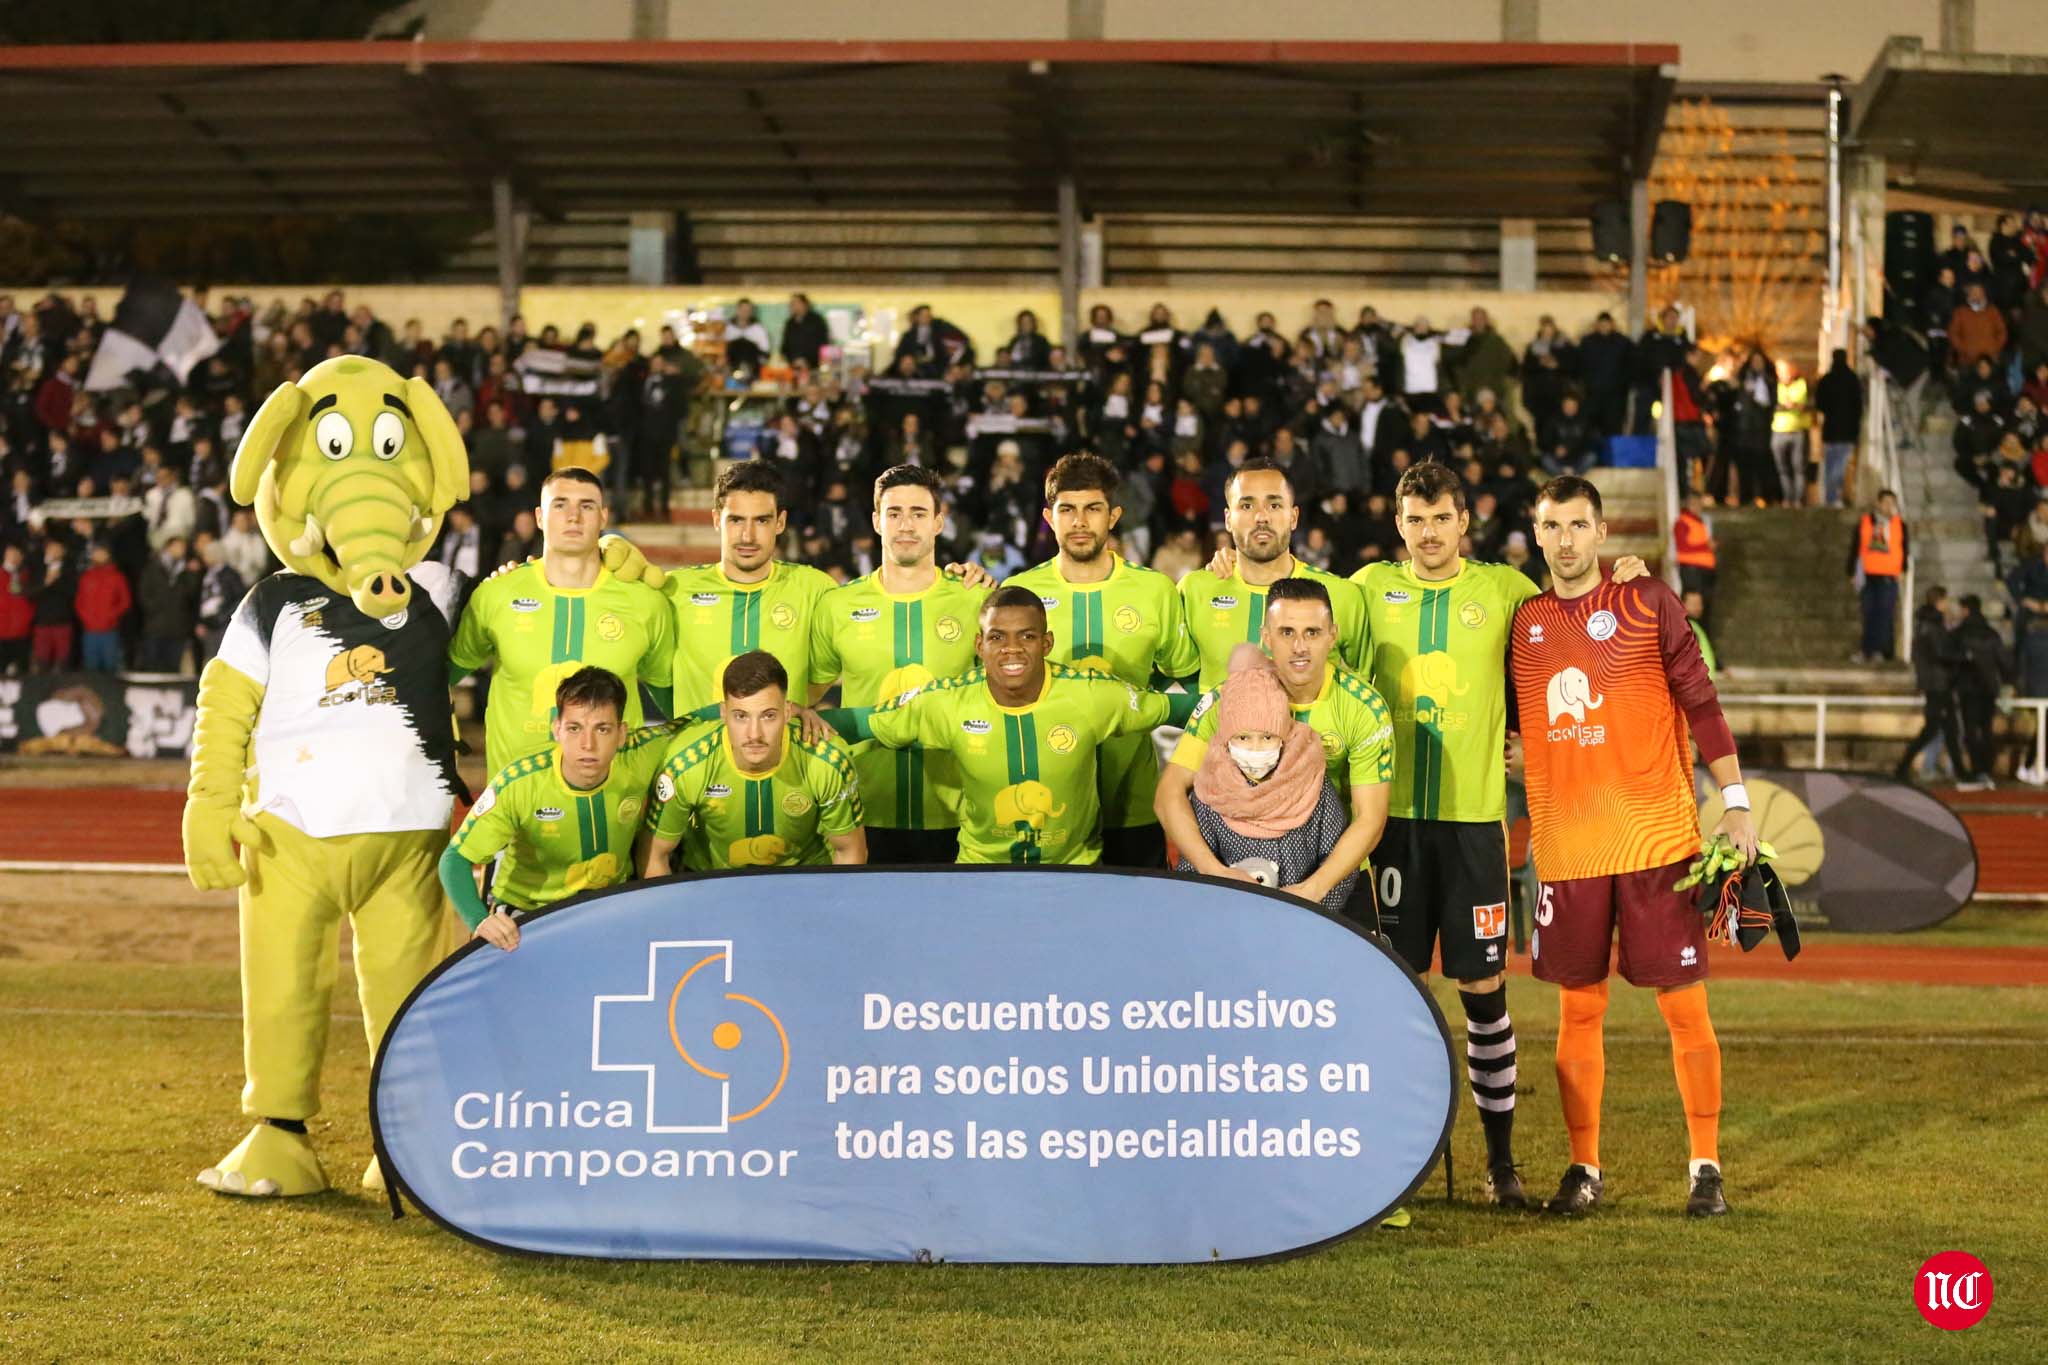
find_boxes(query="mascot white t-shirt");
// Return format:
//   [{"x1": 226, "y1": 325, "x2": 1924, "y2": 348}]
[{"x1": 217, "y1": 561, "x2": 466, "y2": 838}]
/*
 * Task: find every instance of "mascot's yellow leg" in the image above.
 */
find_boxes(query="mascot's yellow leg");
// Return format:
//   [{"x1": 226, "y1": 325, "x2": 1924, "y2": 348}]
[
  {"x1": 201, "y1": 816, "x2": 445, "y2": 1197},
  {"x1": 345, "y1": 828, "x2": 447, "y2": 1189}
]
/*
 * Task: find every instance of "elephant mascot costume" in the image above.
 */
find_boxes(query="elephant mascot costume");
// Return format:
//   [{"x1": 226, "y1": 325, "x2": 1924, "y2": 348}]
[{"x1": 184, "y1": 354, "x2": 473, "y2": 1197}]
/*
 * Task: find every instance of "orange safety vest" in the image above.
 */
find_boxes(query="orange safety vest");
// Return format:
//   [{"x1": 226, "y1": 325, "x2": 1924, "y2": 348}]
[
  {"x1": 1859, "y1": 513, "x2": 1904, "y2": 577},
  {"x1": 1673, "y1": 510, "x2": 1717, "y2": 569}
]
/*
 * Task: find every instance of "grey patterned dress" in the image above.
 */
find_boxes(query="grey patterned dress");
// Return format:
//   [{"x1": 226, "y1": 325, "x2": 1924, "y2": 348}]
[{"x1": 1177, "y1": 778, "x2": 1356, "y2": 913}]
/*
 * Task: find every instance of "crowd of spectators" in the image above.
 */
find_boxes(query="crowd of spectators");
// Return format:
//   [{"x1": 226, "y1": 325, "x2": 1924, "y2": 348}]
[{"x1": 6, "y1": 285, "x2": 1705, "y2": 676}]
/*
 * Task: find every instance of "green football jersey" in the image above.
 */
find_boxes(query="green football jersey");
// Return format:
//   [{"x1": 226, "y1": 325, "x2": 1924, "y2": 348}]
[
  {"x1": 809, "y1": 569, "x2": 985, "y2": 830},
  {"x1": 646, "y1": 722, "x2": 862, "y2": 869},
  {"x1": 450, "y1": 720, "x2": 690, "y2": 910},
  {"x1": 1005, "y1": 553, "x2": 1200, "y2": 828},
  {"x1": 449, "y1": 562, "x2": 675, "y2": 775},
  {"x1": 868, "y1": 662, "x2": 1174, "y2": 865},
  {"x1": 1353, "y1": 558, "x2": 1539, "y2": 823},
  {"x1": 662, "y1": 559, "x2": 837, "y2": 714},
  {"x1": 1169, "y1": 663, "x2": 1395, "y2": 803},
  {"x1": 1179, "y1": 559, "x2": 1370, "y2": 692}
]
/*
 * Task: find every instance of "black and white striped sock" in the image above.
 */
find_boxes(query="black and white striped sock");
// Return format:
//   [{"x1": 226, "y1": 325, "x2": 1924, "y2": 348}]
[{"x1": 1460, "y1": 986, "x2": 1517, "y2": 1167}]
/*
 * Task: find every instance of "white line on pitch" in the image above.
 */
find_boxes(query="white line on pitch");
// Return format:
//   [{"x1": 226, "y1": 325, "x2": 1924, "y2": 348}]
[{"x1": 0, "y1": 860, "x2": 188, "y2": 875}]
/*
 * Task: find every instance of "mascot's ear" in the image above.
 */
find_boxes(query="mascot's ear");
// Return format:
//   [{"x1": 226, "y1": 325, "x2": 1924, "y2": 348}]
[
  {"x1": 231, "y1": 382, "x2": 310, "y2": 506},
  {"x1": 404, "y1": 375, "x2": 469, "y2": 516}
]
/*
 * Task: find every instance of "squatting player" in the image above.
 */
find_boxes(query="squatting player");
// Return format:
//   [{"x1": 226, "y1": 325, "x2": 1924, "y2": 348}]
[
  {"x1": 809, "y1": 464, "x2": 986, "y2": 864},
  {"x1": 1006, "y1": 453, "x2": 1199, "y2": 868},
  {"x1": 829, "y1": 586, "x2": 1198, "y2": 864},
  {"x1": 639, "y1": 650, "x2": 867, "y2": 873},
  {"x1": 449, "y1": 467, "x2": 675, "y2": 773},
  {"x1": 441, "y1": 666, "x2": 692, "y2": 950},
  {"x1": 1511, "y1": 475, "x2": 1757, "y2": 1219},
  {"x1": 1158, "y1": 578, "x2": 1393, "y2": 924},
  {"x1": 1182, "y1": 457, "x2": 1369, "y2": 689},
  {"x1": 660, "y1": 462, "x2": 838, "y2": 713}
]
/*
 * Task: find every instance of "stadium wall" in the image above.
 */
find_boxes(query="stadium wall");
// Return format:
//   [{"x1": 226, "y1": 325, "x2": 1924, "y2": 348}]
[{"x1": 404, "y1": 0, "x2": 2048, "y2": 84}]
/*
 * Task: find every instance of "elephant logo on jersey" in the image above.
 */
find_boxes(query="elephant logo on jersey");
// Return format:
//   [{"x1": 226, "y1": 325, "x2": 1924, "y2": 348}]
[
  {"x1": 1400, "y1": 652, "x2": 1470, "y2": 704},
  {"x1": 1401, "y1": 652, "x2": 1471, "y2": 731},
  {"x1": 319, "y1": 645, "x2": 396, "y2": 708},
  {"x1": 528, "y1": 659, "x2": 586, "y2": 720},
  {"x1": 564, "y1": 851, "x2": 625, "y2": 894},
  {"x1": 1067, "y1": 655, "x2": 1114, "y2": 676},
  {"x1": 994, "y1": 781, "x2": 1066, "y2": 832},
  {"x1": 1546, "y1": 667, "x2": 1604, "y2": 725},
  {"x1": 322, "y1": 644, "x2": 389, "y2": 693},
  {"x1": 727, "y1": 833, "x2": 790, "y2": 866}
]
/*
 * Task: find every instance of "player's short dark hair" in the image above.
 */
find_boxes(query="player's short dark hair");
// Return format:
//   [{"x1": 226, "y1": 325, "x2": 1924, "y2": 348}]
[
  {"x1": 715, "y1": 460, "x2": 787, "y2": 511},
  {"x1": 872, "y1": 463, "x2": 945, "y2": 514},
  {"x1": 980, "y1": 584, "x2": 1047, "y2": 624},
  {"x1": 541, "y1": 466, "x2": 606, "y2": 502},
  {"x1": 1536, "y1": 474, "x2": 1604, "y2": 518},
  {"x1": 722, "y1": 649, "x2": 788, "y2": 702},
  {"x1": 1044, "y1": 452, "x2": 1119, "y2": 506},
  {"x1": 1394, "y1": 460, "x2": 1465, "y2": 512},
  {"x1": 1225, "y1": 456, "x2": 1295, "y2": 505},
  {"x1": 555, "y1": 666, "x2": 627, "y2": 720},
  {"x1": 1265, "y1": 576, "x2": 1334, "y2": 620}
]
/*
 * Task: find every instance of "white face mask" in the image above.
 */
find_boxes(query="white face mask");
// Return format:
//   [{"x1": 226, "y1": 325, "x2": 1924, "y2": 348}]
[{"x1": 1228, "y1": 743, "x2": 1282, "y2": 781}]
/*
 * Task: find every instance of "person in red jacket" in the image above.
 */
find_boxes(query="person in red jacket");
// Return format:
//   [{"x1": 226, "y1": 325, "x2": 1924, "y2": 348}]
[
  {"x1": 32, "y1": 355, "x2": 81, "y2": 434},
  {"x1": 0, "y1": 542, "x2": 34, "y2": 676},
  {"x1": 74, "y1": 540, "x2": 132, "y2": 673}
]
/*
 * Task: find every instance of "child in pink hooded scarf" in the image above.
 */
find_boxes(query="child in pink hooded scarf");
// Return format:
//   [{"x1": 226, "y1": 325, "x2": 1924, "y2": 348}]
[{"x1": 1177, "y1": 644, "x2": 1356, "y2": 912}]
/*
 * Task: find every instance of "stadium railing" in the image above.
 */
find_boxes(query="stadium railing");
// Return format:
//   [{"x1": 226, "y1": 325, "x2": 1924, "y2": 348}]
[{"x1": 1716, "y1": 691, "x2": 2048, "y2": 779}]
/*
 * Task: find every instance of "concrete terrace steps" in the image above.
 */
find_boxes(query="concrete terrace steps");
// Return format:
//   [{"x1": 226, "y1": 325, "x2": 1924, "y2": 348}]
[
  {"x1": 1587, "y1": 466, "x2": 1666, "y2": 567},
  {"x1": 1705, "y1": 507, "x2": 1863, "y2": 668}
]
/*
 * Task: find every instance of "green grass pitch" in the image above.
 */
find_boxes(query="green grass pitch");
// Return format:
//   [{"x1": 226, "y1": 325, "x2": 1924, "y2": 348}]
[{"x1": 2, "y1": 960, "x2": 2042, "y2": 1362}]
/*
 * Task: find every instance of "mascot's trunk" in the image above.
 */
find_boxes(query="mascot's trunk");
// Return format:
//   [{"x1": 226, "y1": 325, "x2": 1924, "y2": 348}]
[{"x1": 315, "y1": 476, "x2": 419, "y2": 618}]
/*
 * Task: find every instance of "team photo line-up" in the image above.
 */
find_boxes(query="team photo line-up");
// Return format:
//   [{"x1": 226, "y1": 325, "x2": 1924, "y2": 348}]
[{"x1": 185, "y1": 360, "x2": 1756, "y2": 1220}]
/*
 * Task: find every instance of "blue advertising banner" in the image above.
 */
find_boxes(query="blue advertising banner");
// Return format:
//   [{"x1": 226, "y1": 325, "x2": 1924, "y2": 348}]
[{"x1": 372, "y1": 867, "x2": 1456, "y2": 1263}]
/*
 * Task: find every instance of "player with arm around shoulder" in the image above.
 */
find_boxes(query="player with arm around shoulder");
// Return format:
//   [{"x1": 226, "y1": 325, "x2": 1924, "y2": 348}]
[
  {"x1": 442, "y1": 666, "x2": 694, "y2": 951},
  {"x1": 1158, "y1": 576, "x2": 1393, "y2": 921},
  {"x1": 1512, "y1": 475, "x2": 1754, "y2": 1221},
  {"x1": 639, "y1": 650, "x2": 868, "y2": 876},
  {"x1": 447, "y1": 466, "x2": 676, "y2": 774},
  {"x1": 830, "y1": 586, "x2": 1199, "y2": 865}
]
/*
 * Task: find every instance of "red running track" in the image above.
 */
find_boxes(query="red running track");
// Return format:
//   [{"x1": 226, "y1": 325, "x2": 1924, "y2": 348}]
[{"x1": 3, "y1": 784, "x2": 2044, "y2": 986}]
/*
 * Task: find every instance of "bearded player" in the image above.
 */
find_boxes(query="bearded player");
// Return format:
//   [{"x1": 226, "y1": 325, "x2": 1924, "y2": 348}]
[
  {"x1": 1511, "y1": 475, "x2": 1756, "y2": 1219},
  {"x1": 660, "y1": 461, "x2": 838, "y2": 714},
  {"x1": 1182, "y1": 457, "x2": 1369, "y2": 689}
]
